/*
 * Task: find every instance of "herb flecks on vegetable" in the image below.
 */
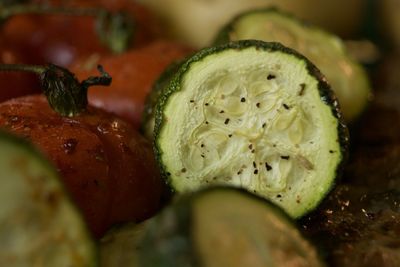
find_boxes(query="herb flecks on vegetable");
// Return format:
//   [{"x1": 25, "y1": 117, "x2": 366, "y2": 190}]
[
  {"x1": 0, "y1": 63, "x2": 111, "y2": 116},
  {"x1": 0, "y1": 3, "x2": 134, "y2": 53},
  {"x1": 152, "y1": 40, "x2": 348, "y2": 218}
]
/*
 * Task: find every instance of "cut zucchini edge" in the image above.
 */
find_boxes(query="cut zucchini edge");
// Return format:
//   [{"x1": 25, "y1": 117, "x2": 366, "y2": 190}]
[
  {"x1": 141, "y1": 60, "x2": 184, "y2": 140},
  {"x1": 214, "y1": 7, "x2": 372, "y2": 123},
  {"x1": 0, "y1": 130, "x2": 98, "y2": 267},
  {"x1": 138, "y1": 186, "x2": 326, "y2": 267},
  {"x1": 153, "y1": 40, "x2": 349, "y2": 219}
]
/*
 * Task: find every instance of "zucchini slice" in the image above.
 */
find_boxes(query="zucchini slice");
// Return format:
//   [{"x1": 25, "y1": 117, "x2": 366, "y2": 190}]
[
  {"x1": 0, "y1": 131, "x2": 97, "y2": 267},
  {"x1": 215, "y1": 8, "x2": 371, "y2": 122},
  {"x1": 154, "y1": 40, "x2": 348, "y2": 218},
  {"x1": 138, "y1": 186, "x2": 325, "y2": 267},
  {"x1": 100, "y1": 222, "x2": 145, "y2": 267}
]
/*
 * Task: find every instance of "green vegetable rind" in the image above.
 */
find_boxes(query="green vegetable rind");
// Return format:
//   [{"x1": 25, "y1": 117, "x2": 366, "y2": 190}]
[
  {"x1": 138, "y1": 186, "x2": 326, "y2": 267},
  {"x1": 141, "y1": 60, "x2": 184, "y2": 140},
  {"x1": 213, "y1": 7, "x2": 371, "y2": 123},
  {"x1": 0, "y1": 130, "x2": 98, "y2": 267},
  {"x1": 153, "y1": 40, "x2": 348, "y2": 218},
  {"x1": 213, "y1": 7, "x2": 312, "y2": 46}
]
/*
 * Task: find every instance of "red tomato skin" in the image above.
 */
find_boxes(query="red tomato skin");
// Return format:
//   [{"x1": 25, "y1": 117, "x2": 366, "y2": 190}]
[
  {"x1": 1, "y1": 0, "x2": 161, "y2": 67},
  {"x1": 71, "y1": 40, "x2": 194, "y2": 128},
  {"x1": 0, "y1": 95, "x2": 164, "y2": 238}
]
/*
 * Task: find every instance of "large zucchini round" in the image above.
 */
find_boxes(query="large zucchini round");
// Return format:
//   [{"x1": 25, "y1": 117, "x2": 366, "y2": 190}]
[
  {"x1": 0, "y1": 130, "x2": 97, "y2": 267},
  {"x1": 153, "y1": 40, "x2": 348, "y2": 218},
  {"x1": 214, "y1": 8, "x2": 371, "y2": 122},
  {"x1": 138, "y1": 186, "x2": 325, "y2": 267}
]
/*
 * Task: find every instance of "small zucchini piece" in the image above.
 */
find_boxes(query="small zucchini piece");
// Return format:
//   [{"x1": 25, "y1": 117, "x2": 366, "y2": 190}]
[
  {"x1": 215, "y1": 8, "x2": 372, "y2": 123},
  {"x1": 0, "y1": 130, "x2": 97, "y2": 267},
  {"x1": 100, "y1": 222, "x2": 145, "y2": 267},
  {"x1": 138, "y1": 186, "x2": 325, "y2": 267},
  {"x1": 154, "y1": 40, "x2": 348, "y2": 218}
]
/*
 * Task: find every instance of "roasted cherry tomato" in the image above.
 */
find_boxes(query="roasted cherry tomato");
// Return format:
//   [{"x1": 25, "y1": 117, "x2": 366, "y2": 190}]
[
  {"x1": 0, "y1": 95, "x2": 164, "y2": 238},
  {"x1": 71, "y1": 40, "x2": 193, "y2": 128},
  {"x1": 1, "y1": 0, "x2": 161, "y2": 66}
]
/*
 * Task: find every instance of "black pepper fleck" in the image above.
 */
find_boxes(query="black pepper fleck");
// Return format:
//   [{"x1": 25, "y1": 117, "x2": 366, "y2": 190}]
[
  {"x1": 267, "y1": 74, "x2": 276, "y2": 80},
  {"x1": 265, "y1": 162, "x2": 272, "y2": 171},
  {"x1": 240, "y1": 97, "x2": 246, "y2": 102},
  {"x1": 283, "y1": 103, "x2": 290, "y2": 110},
  {"x1": 224, "y1": 118, "x2": 230, "y2": 125},
  {"x1": 281, "y1": 155, "x2": 290, "y2": 160},
  {"x1": 298, "y1": 83, "x2": 306, "y2": 96}
]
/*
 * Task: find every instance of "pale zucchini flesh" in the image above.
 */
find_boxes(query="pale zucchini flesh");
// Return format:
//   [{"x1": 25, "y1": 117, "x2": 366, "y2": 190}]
[
  {"x1": 100, "y1": 222, "x2": 145, "y2": 267},
  {"x1": 138, "y1": 187, "x2": 325, "y2": 267},
  {"x1": 155, "y1": 40, "x2": 348, "y2": 218},
  {"x1": 215, "y1": 8, "x2": 371, "y2": 122},
  {"x1": 0, "y1": 131, "x2": 97, "y2": 267}
]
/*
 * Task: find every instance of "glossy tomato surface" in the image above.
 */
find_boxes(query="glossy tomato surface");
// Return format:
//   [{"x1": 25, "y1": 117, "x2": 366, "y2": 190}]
[
  {"x1": 1, "y1": 0, "x2": 161, "y2": 67},
  {"x1": 0, "y1": 95, "x2": 165, "y2": 238},
  {"x1": 71, "y1": 40, "x2": 194, "y2": 128}
]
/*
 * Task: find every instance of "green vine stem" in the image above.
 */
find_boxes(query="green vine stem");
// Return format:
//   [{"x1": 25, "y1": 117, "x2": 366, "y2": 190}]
[
  {"x1": 0, "y1": 3, "x2": 134, "y2": 53},
  {"x1": 0, "y1": 63, "x2": 112, "y2": 116}
]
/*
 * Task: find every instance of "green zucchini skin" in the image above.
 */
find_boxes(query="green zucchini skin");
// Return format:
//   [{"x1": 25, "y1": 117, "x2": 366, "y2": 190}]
[
  {"x1": 214, "y1": 8, "x2": 372, "y2": 123},
  {"x1": 0, "y1": 130, "x2": 98, "y2": 267},
  {"x1": 138, "y1": 186, "x2": 326, "y2": 267},
  {"x1": 141, "y1": 60, "x2": 184, "y2": 140},
  {"x1": 153, "y1": 40, "x2": 349, "y2": 218}
]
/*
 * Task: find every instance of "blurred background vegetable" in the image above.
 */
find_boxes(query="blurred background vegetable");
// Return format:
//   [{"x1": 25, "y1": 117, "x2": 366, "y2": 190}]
[{"x1": 137, "y1": 0, "x2": 368, "y2": 48}]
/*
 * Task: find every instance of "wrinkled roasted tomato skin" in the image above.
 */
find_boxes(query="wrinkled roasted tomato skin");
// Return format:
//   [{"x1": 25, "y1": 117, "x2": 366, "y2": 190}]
[
  {"x1": 71, "y1": 40, "x2": 194, "y2": 128},
  {"x1": 0, "y1": 95, "x2": 164, "y2": 238}
]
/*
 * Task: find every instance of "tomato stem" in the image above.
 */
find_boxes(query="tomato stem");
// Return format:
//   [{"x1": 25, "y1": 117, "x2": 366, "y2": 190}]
[
  {"x1": 0, "y1": 63, "x2": 112, "y2": 117},
  {"x1": 0, "y1": 3, "x2": 134, "y2": 53},
  {"x1": 0, "y1": 63, "x2": 46, "y2": 74}
]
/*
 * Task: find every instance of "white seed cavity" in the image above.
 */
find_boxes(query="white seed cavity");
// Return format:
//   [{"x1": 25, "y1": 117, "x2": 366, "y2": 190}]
[{"x1": 180, "y1": 67, "x2": 316, "y2": 194}]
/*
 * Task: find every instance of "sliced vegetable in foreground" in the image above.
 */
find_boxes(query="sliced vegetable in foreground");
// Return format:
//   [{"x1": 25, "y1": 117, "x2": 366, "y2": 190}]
[
  {"x1": 0, "y1": 63, "x2": 165, "y2": 238},
  {"x1": 0, "y1": 130, "x2": 97, "y2": 267},
  {"x1": 100, "y1": 222, "x2": 146, "y2": 267},
  {"x1": 215, "y1": 8, "x2": 372, "y2": 123},
  {"x1": 152, "y1": 40, "x2": 348, "y2": 218},
  {"x1": 138, "y1": 186, "x2": 325, "y2": 267}
]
